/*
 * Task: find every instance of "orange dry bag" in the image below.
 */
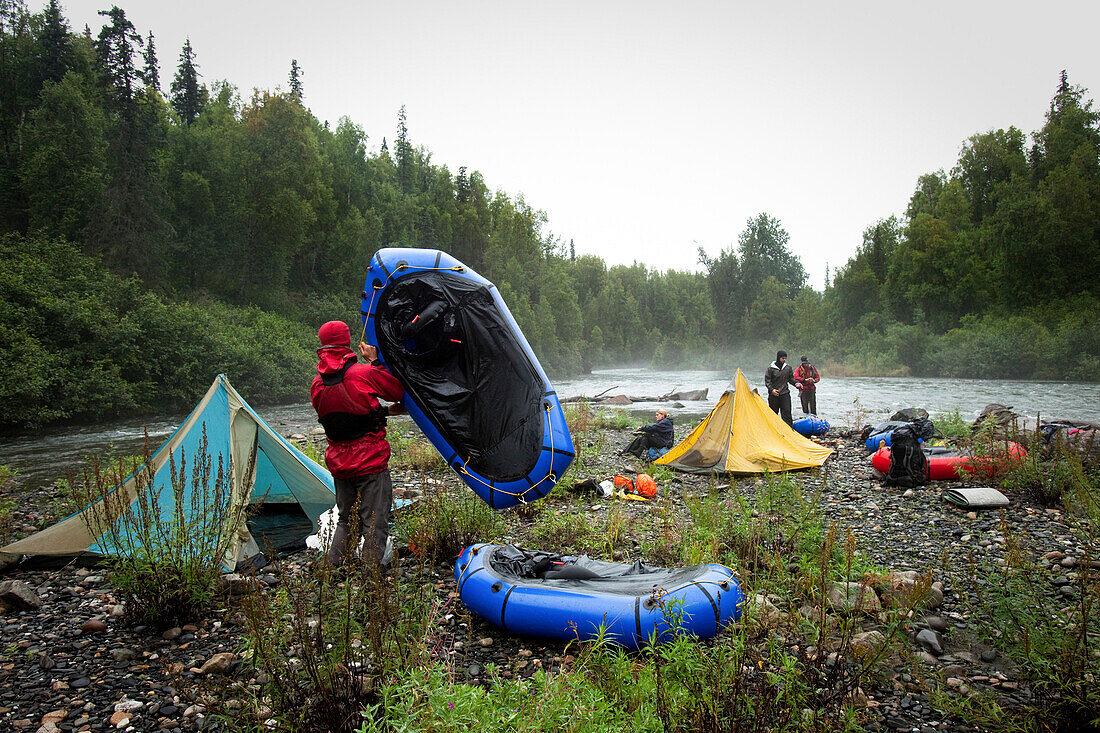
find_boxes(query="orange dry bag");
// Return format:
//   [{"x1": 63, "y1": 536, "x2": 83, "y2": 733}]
[
  {"x1": 612, "y1": 475, "x2": 634, "y2": 491},
  {"x1": 635, "y1": 473, "x2": 657, "y2": 499}
]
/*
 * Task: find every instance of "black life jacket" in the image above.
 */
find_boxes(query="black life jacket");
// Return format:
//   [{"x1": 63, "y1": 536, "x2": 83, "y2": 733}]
[{"x1": 317, "y1": 362, "x2": 389, "y2": 443}]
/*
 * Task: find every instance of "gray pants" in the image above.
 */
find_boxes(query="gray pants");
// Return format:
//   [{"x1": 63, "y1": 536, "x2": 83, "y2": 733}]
[{"x1": 327, "y1": 470, "x2": 392, "y2": 566}]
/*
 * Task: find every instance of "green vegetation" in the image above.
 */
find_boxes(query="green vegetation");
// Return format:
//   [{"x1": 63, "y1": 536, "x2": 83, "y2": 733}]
[
  {"x1": 1, "y1": 5, "x2": 1097, "y2": 429},
  {"x1": 72, "y1": 429, "x2": 249, "y2": 628},
  {"x1": 0, "y1": 465, "x2": 16, "y2": 543},
  {"x1": 197, "y1": 422, "x2": 915, "y2": 733}
]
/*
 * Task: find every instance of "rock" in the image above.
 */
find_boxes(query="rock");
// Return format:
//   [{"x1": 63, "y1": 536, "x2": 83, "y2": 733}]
[
  {"x1": 0, "y1": 579, "x2": 41, "y2": 611},
  {"x1": 915, "y1": 629, "x2": 944, "y2": 656},
  {"x1": 110, "y1": 648, "x2": 136, "y2": 662},
  {"x1": 751, "y1": 594, "x2": 783, "y2": 629},
  {"x1": 37, "y1": 652, "x2": 54, "y2": 670},
  {"x1": 109, "y1": 604, "x2": 126, "y2": 618},
  {"x1": 81, "y1": 618, "x2": 107, "y2": 634},
  {"x1": 195, "y1": 652, "x2": 237, "y2": 676},
  {"x1": 222, "y1": 573, "x2": 255, "y2": 596},
  {"x1": 826, "y1": 582, "x2": 881, "y2": 613},
  {"x1": 114, "y1": 700, "x2": 143, "y2": 713},
  {"x1": 879, "y1": 571, "x2": 942, "y2": 610},
  {"x1": 1043, "y1": 550, "x2": 1067, "y2": 562},
  {"x1": 0, "y1": 552, "x2": 18, "y2": 573},
  {"x1": 851, "y1": 630, "x2": 887, "y2": 657},
  {"x1": 69, "y1": 677, "x2": 91, "y2": 688},
  {"x1": 161, "y1": 627, "x2": 182, "y2": 641},
  {"x1": 40, "y1": 710, "x2": 66, "y2": 725},
  {"x1": 478, "y1": 637, "x2": 494, "y2": 647},
  {"x1": 919, "y1": 616, "x2": 948, "y2": 632},
  {"x1": 599, "y1": 395, "x2": 632, "y2": 406},
  {"x1": 109, "y1": 711, "x2": 130, "y2": 727}
]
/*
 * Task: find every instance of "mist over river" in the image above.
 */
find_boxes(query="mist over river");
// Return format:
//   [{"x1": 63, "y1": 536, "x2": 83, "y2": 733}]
[{"x1": 2, "y1": 368, "x2": 1098, "y2": 491}]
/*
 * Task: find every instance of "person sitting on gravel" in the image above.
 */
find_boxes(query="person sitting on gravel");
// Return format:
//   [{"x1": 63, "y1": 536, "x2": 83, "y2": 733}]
[{"x1": 620, "y1": 409, "x2": 674, "y2": 459}]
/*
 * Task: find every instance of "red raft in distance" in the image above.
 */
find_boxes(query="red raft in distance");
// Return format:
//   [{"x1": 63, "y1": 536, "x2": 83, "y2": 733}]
[{"x1": 871, "y1": 442, "x2": 1027, "y2": 481}]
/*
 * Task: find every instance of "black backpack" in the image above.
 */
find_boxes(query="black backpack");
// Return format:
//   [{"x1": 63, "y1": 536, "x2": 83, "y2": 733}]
[{"x1": 885, "y1": 424, "x2": 928, "y2": 488}]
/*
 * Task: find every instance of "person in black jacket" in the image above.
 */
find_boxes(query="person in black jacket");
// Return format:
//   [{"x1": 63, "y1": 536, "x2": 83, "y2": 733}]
[
  {"x1": 620, "y1": 409, "x2": 674, "y2": 458},
  {"x1": 764, "y1": 350, "x2": 797, "y2": 426}
]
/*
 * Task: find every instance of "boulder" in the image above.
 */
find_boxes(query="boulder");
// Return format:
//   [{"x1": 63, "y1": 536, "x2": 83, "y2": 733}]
[
  {"x1": 193, "y1": 652, "x2": 238, "y2": 676},
  {"x1": 889, "y1": 408, "x2": 929, "y2": 422},
  {"x1": 750, "y1": 594, "x2": 783, "y2": 629},
  {"x1": 599, "y1": 395, "x2": 632, "y2": 406},
  {"x1": 851, "y1": 630, "x2": 887, "y2": 657},
  {"x1": 0, "y1": 551, "x2": 19, "y2": 573},
  {"x1": 826, "y1": 581, "x2": 881, "y2": 613},
  {"x1": 0, "y1": 579, "x2": 41, "y2": 611},
  {"x1": 878, "y1": 570, "x2": 943, "y2": 610}
]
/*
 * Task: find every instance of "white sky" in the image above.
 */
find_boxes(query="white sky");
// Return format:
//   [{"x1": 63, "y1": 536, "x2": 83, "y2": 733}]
[{"x1": 63, "y1": 1, "x2": 1100, "y2": 289}]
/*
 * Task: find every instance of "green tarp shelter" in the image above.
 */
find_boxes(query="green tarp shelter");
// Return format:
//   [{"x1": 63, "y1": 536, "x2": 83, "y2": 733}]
[{"x1": 2, "y1": 374, "x2": 335, "y2": 567}]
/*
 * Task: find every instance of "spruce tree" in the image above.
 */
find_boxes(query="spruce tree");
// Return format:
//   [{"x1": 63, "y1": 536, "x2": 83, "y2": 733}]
[
  {"x1": 170, "y1": 38, "x2": 204, "y2": 125},
  {"x1": 39, "y1": 0, "x2": 71, "y2": 84},
  {"x1": 289, "y1": 59, "x2": 302, "y2": 100},
  {"x1": 142, "y1": 30, "x2": 158, "y2": 91},
  {"x1": 396, "y1": 105, "x2": 413, "y2": 191}
]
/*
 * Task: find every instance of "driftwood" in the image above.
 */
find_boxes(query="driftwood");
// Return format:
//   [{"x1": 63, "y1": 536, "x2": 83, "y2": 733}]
[{"x1": 562, "y1": 386, "x2": 709, "y2": 406}]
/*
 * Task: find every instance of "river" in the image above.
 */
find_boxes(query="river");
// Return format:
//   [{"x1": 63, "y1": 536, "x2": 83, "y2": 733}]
[{"x1": 2, "y1": 368, "x2": 1097, "y2": 491}]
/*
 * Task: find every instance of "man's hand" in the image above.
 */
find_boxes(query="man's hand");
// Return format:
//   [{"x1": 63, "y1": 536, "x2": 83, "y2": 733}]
[
  {"x1": 771, "y1": 389, "x2": 779, "y2": 396},
  {"x1": 358, "y1": 341, "x2": 378, "y2": 362}
]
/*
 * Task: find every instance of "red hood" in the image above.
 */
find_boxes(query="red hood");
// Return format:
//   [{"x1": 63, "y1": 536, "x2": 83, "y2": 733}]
[{"x1": 317, "y1": 346, "x2": 357, "y2": 374}]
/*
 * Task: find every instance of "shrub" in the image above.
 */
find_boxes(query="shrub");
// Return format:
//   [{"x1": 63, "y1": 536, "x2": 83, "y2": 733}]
[
  {"x1": 395, "y1": 480, "x2": 503, "y2": 561},
  {"x1": 72, "y1": 428, "x2": 249, "y2": 628},
  {"x1": 388, "y1": 425, "x2": 448, "y2": 473}
]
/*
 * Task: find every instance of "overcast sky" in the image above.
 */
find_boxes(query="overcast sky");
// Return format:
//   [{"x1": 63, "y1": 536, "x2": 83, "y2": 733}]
[{"x1": 63, "y1": 1, "x2": 1100, "y2": 289}]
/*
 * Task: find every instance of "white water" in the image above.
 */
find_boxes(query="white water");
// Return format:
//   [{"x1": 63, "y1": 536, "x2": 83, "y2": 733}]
[
  {"x1": 556, "y1": 367, "x2": 1100, "y2": 424},
  {"x1": 2, "y1": 369, "x2": 1097, "y2": 490}
]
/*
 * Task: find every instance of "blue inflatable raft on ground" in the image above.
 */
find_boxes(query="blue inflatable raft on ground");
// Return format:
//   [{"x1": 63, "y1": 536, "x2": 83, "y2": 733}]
[
  {"x1": 361, "y1": 248, "x2": 574, "y2": 510},
  {"x1": 793, "y1": 415, "x2": 829, "y2": 437},
  {"x1": 455, "y1": 543, "x2": 744, "y2": 651}
]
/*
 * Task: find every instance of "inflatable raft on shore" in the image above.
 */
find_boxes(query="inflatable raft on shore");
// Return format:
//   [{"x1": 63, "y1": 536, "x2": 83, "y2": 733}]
[
  {"x1": 793, "y1": 415, "x2": 829, "y2": 437},
  {"x1": 871, "y1": 442, "x2": 1027, "y2": 480},
  {"x1": 455, "y1": 543, "x2": 744, "y2": 650},
  {"x1": 361, "y1": 248, "x2": 573, "y2": 510}
]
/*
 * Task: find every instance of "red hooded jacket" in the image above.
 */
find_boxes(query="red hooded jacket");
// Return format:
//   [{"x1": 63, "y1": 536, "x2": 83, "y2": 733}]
[{"x1": 311, "y1": 346, "x2": 405, "y2": 479}]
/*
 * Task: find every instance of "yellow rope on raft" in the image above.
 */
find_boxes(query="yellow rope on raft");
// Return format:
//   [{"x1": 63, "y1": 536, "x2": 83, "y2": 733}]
[
  {"x1": 360, "y1": 262, "x2": 466, "y2": 343},
  {"x1": 456, "y1": 402, "x2": 557, "y2": 503}
]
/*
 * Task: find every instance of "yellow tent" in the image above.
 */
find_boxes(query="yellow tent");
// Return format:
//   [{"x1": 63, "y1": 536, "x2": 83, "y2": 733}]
[{"x1": 655, "y1": 369, "x2": 832, "y2": 474}]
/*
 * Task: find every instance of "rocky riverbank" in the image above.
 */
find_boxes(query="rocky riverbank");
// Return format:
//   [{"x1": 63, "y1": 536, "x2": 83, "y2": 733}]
[{"x1": 0, "y1": 421, "x2": 1092, "y2": 732}]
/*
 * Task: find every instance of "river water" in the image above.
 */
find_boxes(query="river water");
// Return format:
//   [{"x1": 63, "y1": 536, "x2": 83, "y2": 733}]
[{"x1": 2, "y1": 368, "x2": 1097, "y2": 491}]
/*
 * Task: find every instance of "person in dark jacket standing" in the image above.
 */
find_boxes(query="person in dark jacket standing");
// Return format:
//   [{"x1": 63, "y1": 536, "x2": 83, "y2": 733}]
[
  {"x1": 764, "y1": 350, "x2": 797, "y2": 426},
  {"x1": 311, "y1": 321, "x2": 405, "y2": 568},
  {"x1": 793, "y1": 355, "x2": 821, "y2": 416},
  {"x1": 620, "y1": 408, "x2": 674, "y2": 458}
]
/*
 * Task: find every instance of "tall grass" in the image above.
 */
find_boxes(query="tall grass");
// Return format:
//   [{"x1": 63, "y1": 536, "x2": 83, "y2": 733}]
[{"x1": 73, "y1": 427, "x2": 250, "y2": 628}]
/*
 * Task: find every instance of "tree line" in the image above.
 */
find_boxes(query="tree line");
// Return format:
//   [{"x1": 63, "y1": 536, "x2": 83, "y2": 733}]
[{"x1": 1, "y1": 3, "x2": 1098, "y2": 428}]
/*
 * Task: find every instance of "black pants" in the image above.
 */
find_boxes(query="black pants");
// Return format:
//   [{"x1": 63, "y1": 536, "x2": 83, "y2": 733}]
[
  {"x1": 800, "y1": 389, "x2": 817, "y2": 416},
  {"x1": 768, "y1": 391, "x2": 793, "y2": 426},
  {"x1": 622, "y1": 433, "x2": 666, "y2": 458}
]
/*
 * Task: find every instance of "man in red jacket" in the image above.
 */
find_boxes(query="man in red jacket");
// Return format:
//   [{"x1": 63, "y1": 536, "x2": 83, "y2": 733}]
[
  {"x1": 311, "y1": 321, "x2": 405, "y2": 568},
  {"x1": 793, "y1": 355, "x2": 821, "y2": 416}
]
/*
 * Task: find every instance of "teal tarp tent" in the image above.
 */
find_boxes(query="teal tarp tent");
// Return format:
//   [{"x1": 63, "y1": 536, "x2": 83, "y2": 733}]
[{"x1": 2, "y1": 375, "x2": 335, "y2": 567}]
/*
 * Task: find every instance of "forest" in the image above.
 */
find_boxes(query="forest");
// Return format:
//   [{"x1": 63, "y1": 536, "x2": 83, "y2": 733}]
[{"x1": 2, "y1": 2, "x2": 1099, "y2": 427}]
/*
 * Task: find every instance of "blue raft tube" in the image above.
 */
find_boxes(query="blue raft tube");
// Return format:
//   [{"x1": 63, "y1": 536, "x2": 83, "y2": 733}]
[
  {"x1": 455, "y1": 543, "x2": 744, "y2": 651},
  {"x1": 793, "y1": 415, "x2": 830, "y2": 437},
  {"x1": 361, "y1": 248, "x2": 574, "y2": 510}
]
